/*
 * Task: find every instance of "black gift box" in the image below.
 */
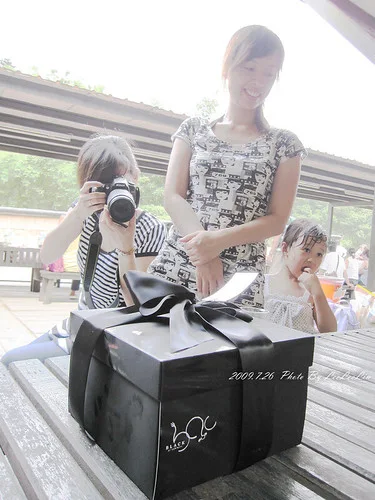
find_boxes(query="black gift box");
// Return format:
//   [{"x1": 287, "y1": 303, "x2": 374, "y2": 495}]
[{"x1": 69, "y1": 272, "x2": 314, "y2": 500}]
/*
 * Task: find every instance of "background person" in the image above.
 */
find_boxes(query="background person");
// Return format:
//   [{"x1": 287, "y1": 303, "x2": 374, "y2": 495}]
[
  {"x1": 356, "y1": 244, "x2": 369, "y2": 287},
  {"x1": 344, "y1": 247, "x2": 359, "y2": 288},
  {"x1": 149, "y1": 25, "x2": 306, "y2": 307},
  {"x1": 336, "y1": 237, "x2": 347, "y2": 260},
  {"x1": 320, "y1": 240, "x2": 347, "y2": 280}
]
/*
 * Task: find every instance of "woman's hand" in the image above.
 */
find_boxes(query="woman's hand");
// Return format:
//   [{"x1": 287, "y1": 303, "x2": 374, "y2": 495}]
[
  {"x1": 74, "y1": 181, "x2": 107, "y2": 221},
  {"x1": 196, "y1": 257, "x2": 225, "y2": 298},
  {"x1": 99, "y1": 207, "x2": 136, "y2": 253},
  {"x1": 180, "y1": 230, "x2": 223, "y2": 266}
]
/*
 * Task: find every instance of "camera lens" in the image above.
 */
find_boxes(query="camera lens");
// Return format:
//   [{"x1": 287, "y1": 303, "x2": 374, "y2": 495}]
[{"x1": 107, "y1": 189, "x2": 136, "y2": 224}]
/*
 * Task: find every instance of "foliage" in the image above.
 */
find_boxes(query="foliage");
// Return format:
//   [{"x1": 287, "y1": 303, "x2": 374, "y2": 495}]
[
  {"x1": 291, "y1": 198, "x2": 371, "y2": 249},
  {"x1": 0, "y1": 59, "x2": 105, "y2": 93},
  {"x1": 0, "y1": 58, "x2": 16, "y2": 70},
  {"x1": 329, "y1": 205, "x2": 372, "y2": 250},
  {"x1": 0, "y1": 152, "x2": 78, "y2": 210},
  {"x1": 195, "y1": 97, "x2": 219, "y2": 120},
  {"x1": 137, "y1": 174, "x2": 169, "y2": 220},
  {"x1": 42, "y1": 69, "x2": 105, "y2": 93},
  {"x1": 0, "y1": 151, "x2": 168, "y2": 218},
  {"x1": 292, "y1": 198, "x2": 328, "y2": 227}
]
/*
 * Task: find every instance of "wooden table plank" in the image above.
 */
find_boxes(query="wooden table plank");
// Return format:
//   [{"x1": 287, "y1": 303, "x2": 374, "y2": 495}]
[
  {"x1": 315, "y1": 339, "x2": 374, "y2": 361},
  {"x1": 308, "y1": 373, "x2": 375, "y2": 411},
  {"x1": 307, "y1": 385, "x2": 375, "y2": 428},
  {"x1": 236, "y1": 458, "x2": 326, "y2": 499},
  {"x1": 44, "y1": 356, "x2": 69, "y2": 387},
  {"x1": 314, "y1": 345, "x2": 375, "y2": 373},
  {"x1": 306, "y1": 400, "x2": 375, "y2": 452},
  {"x1": 341, "y1": 332, "x2": 375, "y2": 348},
  {"x1": 0, "y1": 363, "x2": 102, "y2": 500},
  {"x1": 349, "y1": 329, "x2": 375, "y2": 340},
  {"x1": 277, "y1": 446, "x2": 375, "y2": 500},
  {"x1": 311, "y1": 363, "x2": 375, "y2": 393},
  {"x1": 174, "y1": 456, "x2": 328, "y2": 500},
  {"x1": 9, "y1": 359, "x2": 147, "y2": 500},
  {"x1": 0, "y1": 451, "x2": 27, "y2": 500},
  {"x1": 312, "y1": 352, "x2": 375, "y2": 385},
  {"x1": 303, "y1": 421, "x2": 375, "y2": 482},
  {"x1": 319, "y1": 336, "x2": 375, "y2": 354}
]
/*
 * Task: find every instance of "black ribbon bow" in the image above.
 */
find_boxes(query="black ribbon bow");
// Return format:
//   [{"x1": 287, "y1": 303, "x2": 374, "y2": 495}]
[
  {"x1": 125, "y1": 271, "x2": 255, "y2": 352},
  {"x1": 69, "y1": 271, "x2": 275, "y2": 471}
]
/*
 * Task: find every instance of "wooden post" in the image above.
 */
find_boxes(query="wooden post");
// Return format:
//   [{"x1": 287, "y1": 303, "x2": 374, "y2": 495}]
[
  {"x1": 327, "y1": 203, "x2": 334, "y2": 240},
  {"x1": 367, "y1": 189, "x2": 375, "y2": 291}
]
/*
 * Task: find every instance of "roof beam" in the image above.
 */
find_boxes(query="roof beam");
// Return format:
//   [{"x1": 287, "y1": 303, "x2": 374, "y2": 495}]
[{"x1": 301, "y1": 0, "x2": 375, "y2": 64}]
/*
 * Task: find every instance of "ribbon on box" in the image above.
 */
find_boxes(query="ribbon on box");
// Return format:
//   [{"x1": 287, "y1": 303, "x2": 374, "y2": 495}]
[{"x1": 69, "y1": 271, "x2": 275, "y2": 470}]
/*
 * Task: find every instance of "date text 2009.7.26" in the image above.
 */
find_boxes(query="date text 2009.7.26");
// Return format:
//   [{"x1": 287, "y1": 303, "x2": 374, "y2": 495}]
[{"x1": 229, "y1": 371, "x2": 275, "y2": 381}]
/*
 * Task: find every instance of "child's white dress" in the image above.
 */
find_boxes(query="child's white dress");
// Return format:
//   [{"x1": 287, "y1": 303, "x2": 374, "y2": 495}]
[{"x1": 264, "y1": 275, "x2": 316, "y2": 333}]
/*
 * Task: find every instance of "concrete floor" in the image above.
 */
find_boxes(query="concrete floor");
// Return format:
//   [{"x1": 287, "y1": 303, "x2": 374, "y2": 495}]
[{"x1": 0, "y1": 283, "x2": 78, "y2": 357}]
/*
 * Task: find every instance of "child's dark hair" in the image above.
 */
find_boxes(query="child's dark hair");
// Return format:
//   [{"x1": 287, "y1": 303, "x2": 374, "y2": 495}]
[{"x1": 283, "y1": 218, "x2": 327, "y2": 250}]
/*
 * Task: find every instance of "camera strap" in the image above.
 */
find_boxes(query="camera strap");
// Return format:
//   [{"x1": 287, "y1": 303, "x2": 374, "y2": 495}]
[{"x1": 82, "y1": 213, "x2": 120, "y2": 309}]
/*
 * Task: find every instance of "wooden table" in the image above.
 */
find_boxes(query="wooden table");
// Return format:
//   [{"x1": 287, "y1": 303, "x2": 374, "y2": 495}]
[
  {"x1": 39, "y1": 270, "x2": 81, "y2": 304},
  {"x1": 1, "y1": 328, "x2": 375, "y2": 499}
]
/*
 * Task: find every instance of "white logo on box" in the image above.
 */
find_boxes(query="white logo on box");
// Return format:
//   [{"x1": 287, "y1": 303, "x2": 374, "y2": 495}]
[{"x1": 165, "y1": 416, "x2": 217, "y2": 453}]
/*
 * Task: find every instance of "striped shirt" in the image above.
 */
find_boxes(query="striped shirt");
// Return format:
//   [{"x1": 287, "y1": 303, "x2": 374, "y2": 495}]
[{"x1": 77, "y1": 210, "x2": 166, "y2": 309}]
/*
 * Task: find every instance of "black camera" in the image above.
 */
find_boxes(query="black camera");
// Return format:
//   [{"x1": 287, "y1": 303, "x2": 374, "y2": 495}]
[{"x1": 94, "y1": 177, "x2": 140, "y2": 224}]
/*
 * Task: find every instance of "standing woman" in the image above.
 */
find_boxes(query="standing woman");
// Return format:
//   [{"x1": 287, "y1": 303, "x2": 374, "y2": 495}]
[{"x1": 149, "y1": 25, "x2": 306, "y2": 306}]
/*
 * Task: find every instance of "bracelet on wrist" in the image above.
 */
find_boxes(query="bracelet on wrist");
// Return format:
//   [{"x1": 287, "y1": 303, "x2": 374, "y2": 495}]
[{"x1": 117, "y1": 247, "x2": 135, "y2": 257}]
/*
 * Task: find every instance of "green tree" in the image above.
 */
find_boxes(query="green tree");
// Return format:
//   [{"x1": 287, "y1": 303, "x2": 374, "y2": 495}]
[
  {"x1": 2, "y1": 61, "x2": 105, "y2": 94},
  {"x1": 138, "y1": 173, "x2": 169, "y2": 220},
  {"x1": 0, "y1": 152, "x2": 78, "y2": 210},
  {"x1": 291, "y1": 198, "x2": 371, "y2": 249},
  {"x1": 44, "y1": 69, "x2": 105, "y2": 92},
  {"x1": 195, "y1": 97, "x2": 219, "y2": 120},
  {"x1": 0, "y1": 58, "x2": 16, "y2": 70},
  {"x1": 0, "y1": 151, "x2": 169, "y2": 218}
]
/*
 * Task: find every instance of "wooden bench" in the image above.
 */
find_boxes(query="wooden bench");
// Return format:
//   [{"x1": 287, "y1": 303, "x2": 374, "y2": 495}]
[
  {"x1": 39, "y1": 270, "x2": 81, "y2": 304},
  {"x1": 0, "y1": 245, "x2": 42, "y2": 292},
  {"x1": 0, "y1": 328, "x2": 374, "y2": 499}
]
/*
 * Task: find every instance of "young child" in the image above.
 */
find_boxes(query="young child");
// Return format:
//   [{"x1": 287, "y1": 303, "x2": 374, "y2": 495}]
[
  {"x1": 149, "y1": 25, "x2": 306, "y2": 306},
  {"x1": 264, "y1": 219, "x2": 337, "y2": 333}
]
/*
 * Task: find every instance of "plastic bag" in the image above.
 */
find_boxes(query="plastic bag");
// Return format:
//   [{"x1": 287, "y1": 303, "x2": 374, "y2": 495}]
[
  {"x1": 351, "y1": 285, "x2": 375, "y2": 328},
  {"x1": 330, "y1": 300, "x2": 360, "y2": 331}
]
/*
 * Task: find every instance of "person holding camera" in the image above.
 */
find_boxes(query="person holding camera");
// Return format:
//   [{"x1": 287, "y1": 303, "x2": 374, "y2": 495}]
[{"x1": 2, "y1": 135, "x2": 166, "y2": 365}]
